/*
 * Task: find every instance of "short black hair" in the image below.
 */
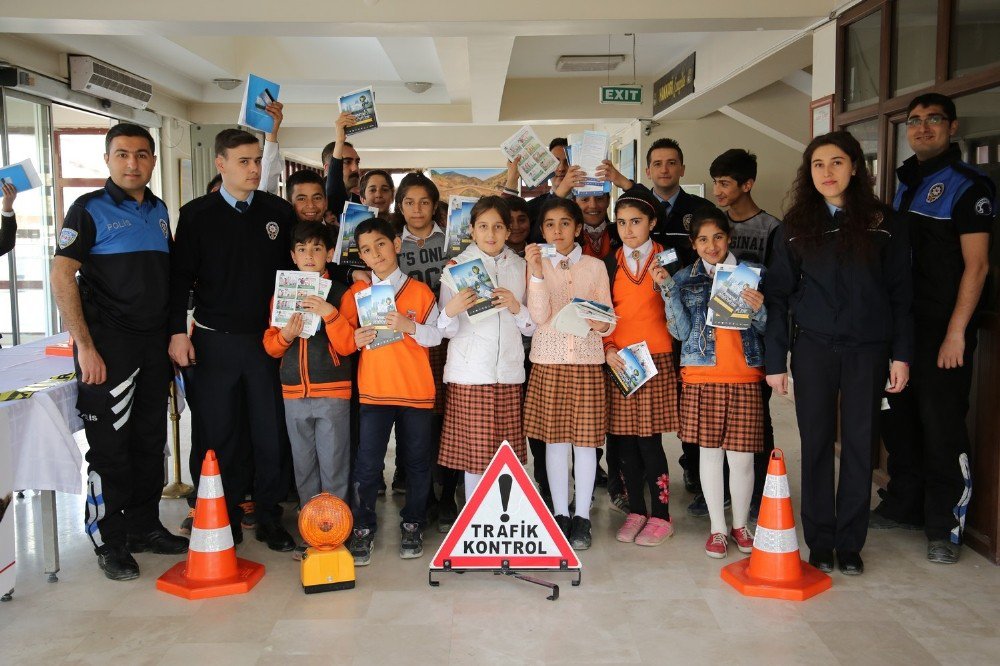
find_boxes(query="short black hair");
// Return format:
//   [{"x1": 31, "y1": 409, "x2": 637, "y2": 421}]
[
  {"x1": 688, "y1": 205, "x2": 731, "y2": 240},
  {"x1": 105, "y1": 123, "x2": 155, "y2": 155},
  {"x1": 505, "y1": 196, "x2": 530, "y2": 217},
  {"x1": 291, "y1": 220, "x2": 332, "y2": 250},
  {"x1": 907, "y1": 92, "x2": 957, "y2": 121},
  {"x1": 214, "y1": 128, "x2": 259, "y2": 157},
  {"x1": 322, "y1": 140, "x2": 356, "y2": 167},
  {"x1": 286, "y1": 170, "x2": 326, "y2": 200},
  {"x1": 205, "y1": 173, "x2": 222, "y2": 195},
  {"x1": 710, "y1": 149, "x2": 757, "y2": 185},
  {"x1": 355, "y1": 217, "x2": 397, "y2": 245},
  {"x1": 548, "y1": 137, "x2": 568, "y2": 151},
  {"x1": 646, "y1": 137, "x2": 684, "y2": 166}
]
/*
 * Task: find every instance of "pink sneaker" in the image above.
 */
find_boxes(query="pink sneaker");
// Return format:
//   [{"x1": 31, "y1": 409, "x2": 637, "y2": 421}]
[
  {"x1": 634, "y1": 517, "x2": 674, "y2": 546},
  {"x1": 730, "y1": 526, "x2": 754, "y2": 553},
  {"x1": 616, "y1": 513, "x2": 647, "y2": 543},
  {"x1": 705, "y1": 532, "x2": 728, "y2": 559}
]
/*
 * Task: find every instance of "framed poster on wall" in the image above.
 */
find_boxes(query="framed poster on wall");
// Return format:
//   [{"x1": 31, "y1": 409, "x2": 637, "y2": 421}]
[{"x1": 810, "y1": 95, "x2": 834, "y2": 138}]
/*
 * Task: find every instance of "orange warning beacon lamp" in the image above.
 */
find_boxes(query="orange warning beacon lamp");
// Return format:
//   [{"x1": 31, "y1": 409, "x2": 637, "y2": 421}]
[{"x1": 298, "y1": 493, "x2": 355, "y2": 593}]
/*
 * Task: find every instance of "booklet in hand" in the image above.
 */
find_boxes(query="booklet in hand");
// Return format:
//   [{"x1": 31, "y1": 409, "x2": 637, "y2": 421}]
[
  {"x1": 552, "y1": 298, "x2": 616, "y2": 337},
  {"x1": 0, "y1": 159, "x2": 42, "y2": 192},
  {"x1": 566, "y1": 131, "x2": 612, "y2": 197},
  {"x1": 500, "y1": 125, "x2": 560, "y2": 188},
  {"x1": 238, "y1": 74, "x2": 281, "y2": 133},
  {"x1": 571, "y1": 297, "x2": 616, "y2": 323},
  {"x1": 355, "y1": 283, "x2": 404, "y2": 349},
  {"x1": 609, "y1": 341, "x2": 658, "y2": 397},
  {"x1": 271, "y1": 270, "x2": 332, "y2": 339},
  {"x1": 442, "y1": 258, "x2": 502, "y2": 322},
  {"x1": 339, "y1": 86, "x2": 379, "y2": 135},
  {"x1": 444, "y1": 195, "x2": 479, "y2": 257},
  {"x1": 706, "y1": 263, "x2": 762, "y2": 330},
  {"x1": 335, "y1": 201, "x2": 379, "y2": 267}
]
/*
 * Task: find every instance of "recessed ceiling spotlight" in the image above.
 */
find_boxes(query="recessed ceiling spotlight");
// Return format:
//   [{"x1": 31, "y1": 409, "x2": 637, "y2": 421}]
[
  {"x1": 213, "y1": 78, "x2": 242, "y2": 91},
  {"x1": 405, "y1": 81, "x2": 433, "y2": 94}
]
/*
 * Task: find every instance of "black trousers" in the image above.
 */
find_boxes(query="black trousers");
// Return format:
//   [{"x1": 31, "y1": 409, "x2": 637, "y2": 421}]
[
  {"x1": 792, "y1": 334, "x2": 888, "y2": 552},
  {"x1": 880, "y1": 318, "x2": 977, "y2": 540},
  {"x1": 189, "y1": 328, "x2": 288, "y2": 524},
  {"x1": 78, "y1": 326, "x2": 171, "y2": 549},
  {"x1": 615, "y1": 434, "x2": 670, "y2": 519}
]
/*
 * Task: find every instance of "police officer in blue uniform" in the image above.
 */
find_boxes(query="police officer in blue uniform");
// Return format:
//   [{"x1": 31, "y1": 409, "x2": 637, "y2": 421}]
[
  {"x1": 873, "y1": 93, "x2": 996, "y2": 564},
  {"x1": 52, "y1": 124, "x2": 188, "y2": 581}
]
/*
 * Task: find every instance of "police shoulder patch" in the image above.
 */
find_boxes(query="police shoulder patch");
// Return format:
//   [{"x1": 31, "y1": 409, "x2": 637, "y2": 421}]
[
  {"x1": 974, "y1": 197, "x2": 993, "y2": 216},
  {"x1": 926, "y1": 182, "x2": 945, "y2": 203},
  {"x1": 58, "y1": 228, "x2": 78, "y2": 249}
]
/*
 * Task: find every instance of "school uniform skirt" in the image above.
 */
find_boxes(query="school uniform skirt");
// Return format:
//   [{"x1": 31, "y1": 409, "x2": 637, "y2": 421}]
[
  {"x1": 439, "y1": 383, "x2": 526, "y2": 474},
  {"x1": 430, "y1": 340, "x2": 448, "y2": 415},
  {"x1": 679, "y1": 381, "x2": 764, "y2": 453},
  {"x1": 524, "y1": 363, "x2": 607, "y2": 448},
  {"x1": 607, "y1": 352, "x2": 679, "y2": 436}
]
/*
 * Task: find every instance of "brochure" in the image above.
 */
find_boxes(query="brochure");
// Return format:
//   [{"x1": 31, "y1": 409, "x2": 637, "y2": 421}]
[
  {"x1": 238, "y1": 74, "x2": 281, "y2": 133},
  {"x1": 444, "y1": 195, "x2": 479, "y2": 257},
  {"x1": 566, "y1": 131, "x2": 611, "y2": 197},
  {"x1": 355, "y1": 284, "x2": 403, "y2": 349},
  {"x1": 339, "y1": 86, "x2": 379, "y2": 135},
  {"x1": 335, "y1": 201, "x2": 379, "y2": 267},
  {"x1": 0, "y1": 159, "x2": 42, "y2": 192},
  {"x1": 609, "y1": 341, "x2": 658, "y2": 397},
  {"x1": 552, "y1": 298, "x2": 616, "y2": 337},
  {"x1": 270, "y1": 270, "x2": 329, "y2": 338},
  {"x1": 571, "y1": 297, "x2": 616, "y2": 323},
  {"x1": 706, "y1": 263, "x2": 762, "y2": 330},
  {"x1": 500, "y1": 125, "x2": 560, "y2": 188},
  {"x1": 441, "y1": 257, "x2": 503, "y2": 322}
]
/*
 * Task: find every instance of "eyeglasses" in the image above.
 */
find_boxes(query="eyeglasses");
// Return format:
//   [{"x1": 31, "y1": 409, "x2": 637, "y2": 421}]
[{"x1": 905, "y1": 114, "x2": 949, "y2": 128}]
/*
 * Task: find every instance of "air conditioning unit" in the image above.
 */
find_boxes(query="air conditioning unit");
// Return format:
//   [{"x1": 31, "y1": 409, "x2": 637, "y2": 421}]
[{"x1": 69, "y1": 55, "x2": 153, "y2": 110}]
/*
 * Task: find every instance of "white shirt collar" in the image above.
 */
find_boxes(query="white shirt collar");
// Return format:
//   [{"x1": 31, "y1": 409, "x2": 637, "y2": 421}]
[
  {"x1": 624, "y1": 239, "x2": 653, "y2": 264},
  {"x1": 373, "y1": 267, "x2": 406, "y2": 291},
  {"x1": 548, "y1": 243, "x2": 582, "y2": 268},
  {"x1": 584, "y1": 220, "x2": 608, "y2": 237},
  {"x1": 400, "y1": 223, "x2": 444, "y2": 243},
  {"x1": 702, "y1": 251, "x2": 737, "y2": 277}
]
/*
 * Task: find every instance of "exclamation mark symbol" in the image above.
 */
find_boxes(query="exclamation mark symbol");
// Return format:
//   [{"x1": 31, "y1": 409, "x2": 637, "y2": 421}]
[{"x1": 499, "y1": 473, "x2": 512, "y2": 523}]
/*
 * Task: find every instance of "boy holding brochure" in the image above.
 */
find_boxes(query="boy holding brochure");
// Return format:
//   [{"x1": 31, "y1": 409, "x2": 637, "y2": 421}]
[{"x1": 437, "y1": 197, "x2": 535, "y2": 493}]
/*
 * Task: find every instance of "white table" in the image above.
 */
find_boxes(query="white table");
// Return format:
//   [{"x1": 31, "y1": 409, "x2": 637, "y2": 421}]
[{"x1": 0, "y1": 333, "x2": 83, "y2": 591}]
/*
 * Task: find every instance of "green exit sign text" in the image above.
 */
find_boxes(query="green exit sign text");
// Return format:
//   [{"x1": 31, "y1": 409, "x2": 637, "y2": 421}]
[{"x1": 599, "y1": 85, "x2": 643, "y2": 105}]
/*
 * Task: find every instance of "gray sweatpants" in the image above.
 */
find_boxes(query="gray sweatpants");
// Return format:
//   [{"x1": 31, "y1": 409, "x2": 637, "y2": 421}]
[{"x1": 283, "y1": 397, "x2": 351, "y2": 505}]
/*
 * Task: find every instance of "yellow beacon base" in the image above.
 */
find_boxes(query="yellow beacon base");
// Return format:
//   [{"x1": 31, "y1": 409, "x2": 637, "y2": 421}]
[{"x1": 301, "y1": 545, "x2": 356, "y2": 593}]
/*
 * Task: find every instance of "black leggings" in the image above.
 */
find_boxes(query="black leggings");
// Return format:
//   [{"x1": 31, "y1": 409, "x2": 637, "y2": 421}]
[{"x1": 615, "y1": 434, "x2": 670, "y2": 520}]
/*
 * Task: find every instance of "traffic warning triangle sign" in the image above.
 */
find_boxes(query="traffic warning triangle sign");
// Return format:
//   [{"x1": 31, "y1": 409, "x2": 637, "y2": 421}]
[{"x1": 431, "y1": 441, "x2": 581, "y2": 570}]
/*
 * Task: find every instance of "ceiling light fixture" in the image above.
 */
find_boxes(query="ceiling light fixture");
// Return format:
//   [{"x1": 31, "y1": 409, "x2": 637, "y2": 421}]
[
  {"x1": 213, "y1": 78, "x2": 242, "y2": 91},
  {"x1": 404, "y1": 81, "x2": 433, "y2": 94},
  {"x1": 556, "y1": 54, "x2": 626, "y2": 73}
]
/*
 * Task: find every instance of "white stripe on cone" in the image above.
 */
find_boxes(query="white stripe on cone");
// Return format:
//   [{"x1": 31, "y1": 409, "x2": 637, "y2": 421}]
[
  {"x1": 189, "y1": 525, "x2": 234, "y2": 553},
  {"x1": 762, "y1": 473, "x2": 790, "y2": 499},
  {"x1": 752, "y1": 526, "x2": 799, "y2": 554},
  {"x1": 197, "y1": 474, "x2": 225, "y2": 500}
]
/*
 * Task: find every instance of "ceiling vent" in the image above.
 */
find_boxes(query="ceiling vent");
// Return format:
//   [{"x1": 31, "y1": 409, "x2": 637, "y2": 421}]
[
  {"x1": 556, "y1": 54, "x2": 627, "y2": 73},
  {"x1": 69, "y1": 55, "x2": 153, "y2": 110}
]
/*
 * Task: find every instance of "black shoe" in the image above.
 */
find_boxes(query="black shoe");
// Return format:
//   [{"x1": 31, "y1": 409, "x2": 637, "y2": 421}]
[
  {"x1": 554, "y1": 514, "x2": 572, "y2": 540},
  {"x1": 687, "y1": 494, "x2": 709, "y2": 517},
  {"x1": 400, "y1": 522, "x2": 423, "y2": 559},
  {"x1": 808, "y1": 548, "x2": 834, "y2": 573},
  {"x1": 683, "y1": 468, "x2": 700, "y2": 494},
  {"x1": 748, "y1": 497, "x2": 761, "y2": 524},
  {"x1": 569, "y1": 516, "x2": 592, "y2": 551},
  {"x1": 927, "y1": 539, "x2": 960, "y2": 564},
  {"x1": 437, "y1": 497, "x2": 458, "y2": 534},
  {"x1": 256, "y1": 521, "x2": 295, "y2": 552},
  {"x1": 837, "y1": 551, "x2": 864, "y2": 575},
  {"x1": 595, "y1": 464, "x2": 609, "y2": 488},
  {"x1": 391, "y1": 469, "x2": 406, "y2": 494},
  {"x1": 96, "y1": 544, "x2": 140, "y2": 581},
  {"x1": 126, "y1": 526, "x2": 189, "y2": 555},
  {"x1": 869, "y1": 505, "x2": 923, "y2": 531},
  {"x1": 231, "y1": 524, "x2": 243, "y2": 546},
  {"x1": 349, "y1": 528, "x2": 374, "y2": 566}
]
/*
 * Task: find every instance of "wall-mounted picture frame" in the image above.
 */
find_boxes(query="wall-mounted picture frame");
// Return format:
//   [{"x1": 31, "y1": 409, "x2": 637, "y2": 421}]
[
  {"x1": 810, "y1": 95, "x2": 834, "y2": 138},
  {"x1": 681, "y1": 183, "x2": 705, "y2": 198}
]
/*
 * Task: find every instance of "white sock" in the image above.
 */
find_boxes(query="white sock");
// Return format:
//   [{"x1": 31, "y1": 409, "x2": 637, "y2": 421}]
[
  {"x1": 699, "y1": 447, "x2": 728, "y2": 535},
  {"x1": 546, "y1": 442, "x2": 572, "y2": 517},
  {"x1": 572, "y1": 446, "x2": 597, "y2": 521},
  {"x1": 464, "y1": 472, "x2": 482, "y2": 497},
  {"x1": 727, "y1": 451, "x2": 754, "y2": 530}
]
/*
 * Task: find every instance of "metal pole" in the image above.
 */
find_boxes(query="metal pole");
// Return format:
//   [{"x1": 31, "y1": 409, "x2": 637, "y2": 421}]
[{"x1": 161, "y1": 380, "x2": 193, "y2": 499}]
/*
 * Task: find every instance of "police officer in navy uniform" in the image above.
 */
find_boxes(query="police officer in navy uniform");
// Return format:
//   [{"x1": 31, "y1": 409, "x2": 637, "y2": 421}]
[
  {"x1": 52, "y1": 124, "x2": 188, "y2": 581},
  {"x1": 872, "y1": 93, "x2": 996, "y2": 564}
]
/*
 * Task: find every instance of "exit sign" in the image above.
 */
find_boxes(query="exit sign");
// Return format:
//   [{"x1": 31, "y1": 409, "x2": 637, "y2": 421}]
[{"x1": 599, "y1": 85, "x2": 643, "y2": 105}]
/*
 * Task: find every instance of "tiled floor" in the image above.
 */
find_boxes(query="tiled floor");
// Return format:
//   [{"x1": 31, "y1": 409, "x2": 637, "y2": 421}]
[{"x1": 4, "y1": 396, "x2": 1000, "y2": 665}]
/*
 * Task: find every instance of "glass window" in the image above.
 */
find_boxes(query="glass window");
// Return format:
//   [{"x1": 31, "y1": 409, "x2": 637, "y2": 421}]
[
  {"x1": 893, "y1": 0, "x2": 938, "y2": 96},
  {"x1": 845, "y1": 118, "x2": 880, "y2": 192},
  {"x1": 951, "y1": 0, "x2": 1000, "y2": 78},
  {"x1": 844, "y1": 11, "x2": 882, "y2": 111}
]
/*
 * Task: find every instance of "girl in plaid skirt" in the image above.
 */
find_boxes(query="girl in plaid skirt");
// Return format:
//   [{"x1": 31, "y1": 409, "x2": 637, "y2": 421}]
[
  {"x1": 437, "y1": 197, "x2": 535, "y2": 495},
  {"x1": 657, "y1": 207, "x2": 767, "y2": 559},
  {"x1": 524, "y1": 198, "x2": 615, "y2": 550}
]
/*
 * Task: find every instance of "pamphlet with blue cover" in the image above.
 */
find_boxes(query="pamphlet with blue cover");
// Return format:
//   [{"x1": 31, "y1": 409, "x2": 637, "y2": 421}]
[
  {"x1": 335, "y1": 201, "x2": 380, "y2": 267},
  {"x1": 706, "y1": 263, "x2": 762, "y2": 330},
  {"x1": 339, "y1": 86, "x2": 379, "y2": 135},
  {"x1": 355, "y1": 283, "x2": 403, "y2": 349},
  {"x1": 0, "y1": 159, "x2": 42, "y2": 192},
  {"x1": 441, "y1": 257, "x2": 501, "y2": 321},
  {"x1": 444, "y1": 195, "x2": 479, "y2": 257},
  {"x1": 238, "y1": 74, "x2": 280, "y2": 133},
  {"x1": 609, "y1": 341, "x2": 658, "y2": 397}
]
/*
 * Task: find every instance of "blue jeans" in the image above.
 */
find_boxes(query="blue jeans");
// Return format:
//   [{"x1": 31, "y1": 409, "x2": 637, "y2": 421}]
[{"x1": 353, "y1": 404, "x2": 433, "y2": 532}]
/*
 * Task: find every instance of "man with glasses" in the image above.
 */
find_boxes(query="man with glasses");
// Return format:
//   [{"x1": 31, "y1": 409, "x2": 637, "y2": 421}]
[{"x1": 873, "y1": 93, "x2": 995, "y2": 564}]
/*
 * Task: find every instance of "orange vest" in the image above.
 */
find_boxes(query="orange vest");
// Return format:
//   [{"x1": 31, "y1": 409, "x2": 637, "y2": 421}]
[
  {"x1": 605, "y1": 244, "x2": 673, "y2": 354},
  {"x1": 681, "y1": 327, "x2": 764, "y2": 384}
]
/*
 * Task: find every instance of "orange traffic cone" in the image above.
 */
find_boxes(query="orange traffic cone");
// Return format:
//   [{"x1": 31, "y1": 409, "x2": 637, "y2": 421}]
[
  {"x1": 720, "y1": 449, "x2": 831, "y2": 601},
  {"x1": 156, "y1": 450, "x2": 265, "y2": 599}
]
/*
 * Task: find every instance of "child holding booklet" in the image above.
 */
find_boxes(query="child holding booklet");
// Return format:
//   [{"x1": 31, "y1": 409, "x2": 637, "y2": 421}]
[
  {"x1": 656, "y1": 207, "x2": 766, "y2": 559},
  {"x1": 603, "y1": 186, "x2": 680, "y2": 547},
  {"x1": 524, "y1": 198, "x2": 614, "y2": 550},
  {"x1": 437, "y1": 197, "x2": 536, "y2": 492}
]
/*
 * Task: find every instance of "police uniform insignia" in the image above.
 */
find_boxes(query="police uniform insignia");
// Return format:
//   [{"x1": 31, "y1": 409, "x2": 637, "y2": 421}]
[
  {"x1": 58, "y1": 228, "x2": 78, "y2": 249},
  {"x1": 159, "y1": 219, "x2": 169, "y2": 239},
  {"x1": 975, "y1": 197, "x2": 992, "y2": 216},
  {"x1": 265, "y1": 221, "x2": 279, "y2": 240},
  {"x1": 682, "y1": 213, "x2": 693, "y2": 231},
  {"x1": 926, "y1": 182, "x2": 945, "y2": 203}
]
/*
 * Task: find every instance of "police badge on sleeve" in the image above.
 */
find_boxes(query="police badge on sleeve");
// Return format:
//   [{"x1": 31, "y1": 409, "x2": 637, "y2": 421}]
[
  {"x1": 159, "y1": 219, "x2": 169, "y2": 239},
  {"x1": 975, "y1": 197, "x2": 992, "y2": 216},
  {"x1": 265, "y1": 221, "x2": 279, "y2": 240},
  {"x1": 58, "y1": 228, "x2": 78, "y2": 249}
]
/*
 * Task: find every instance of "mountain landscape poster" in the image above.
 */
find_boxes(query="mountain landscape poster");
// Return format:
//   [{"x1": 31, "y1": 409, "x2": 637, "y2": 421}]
[{"x1": 429, "y1": 168, "x2": 506, "y2": 200}]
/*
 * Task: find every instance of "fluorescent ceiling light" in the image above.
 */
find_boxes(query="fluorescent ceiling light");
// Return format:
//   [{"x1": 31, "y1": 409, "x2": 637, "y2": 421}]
[{"x1": 556, "y1": 54, "x2": 627, "y2": 72}]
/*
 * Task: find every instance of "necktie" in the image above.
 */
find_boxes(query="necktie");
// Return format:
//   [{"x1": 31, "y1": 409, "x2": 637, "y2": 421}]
[{"x1": 235, "y1": 200, "x2": 249, "y2": 213}]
